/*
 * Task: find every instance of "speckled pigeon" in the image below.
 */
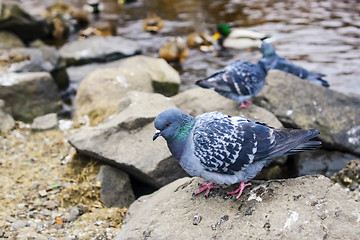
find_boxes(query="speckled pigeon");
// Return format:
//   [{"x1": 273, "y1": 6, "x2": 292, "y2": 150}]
[
  {"x1": 195, "y1": 60, "x2": 268, "y2": 109},
  {"x1": 259, "y1": 42, "x2": 330, "y2": 87},
  {"x1": 153, "y1": 109, "x2": 321, "y2": 199}
]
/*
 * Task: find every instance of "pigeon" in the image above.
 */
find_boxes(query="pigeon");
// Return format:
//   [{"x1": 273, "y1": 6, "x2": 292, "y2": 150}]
[
  {"x1": 196, "y1": 60, "x2": 268, "y2": 108},
  {"x1": 259, "y1": 42, "x2": 330, "y2": 87},
  {"x1": 153, "y1": 109, "x2": 321, "y2": 199}
]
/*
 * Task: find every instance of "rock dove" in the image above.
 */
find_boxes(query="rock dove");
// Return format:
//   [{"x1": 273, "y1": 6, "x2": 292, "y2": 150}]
[
  {"x1": 213, "y1": 23, "x2": 272, "y2": 50},
  {"x1": 153, "y1": 109, "x2": 321, "y2": 199},
  {"x1": 196, "y1": 60, "x2": 268, "y2": 108},
  {"x1": 259, "y1": 42, "x2": 330, "y2": 87}
]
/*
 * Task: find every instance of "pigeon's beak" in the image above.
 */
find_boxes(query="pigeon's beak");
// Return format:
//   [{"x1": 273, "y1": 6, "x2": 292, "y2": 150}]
[{"x1": 153, "y1": 130, "x2": 161, "y2": 141}]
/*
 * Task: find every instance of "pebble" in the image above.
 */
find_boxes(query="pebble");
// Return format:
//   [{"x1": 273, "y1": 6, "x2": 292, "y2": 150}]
[
  {"x1": 10, "y1": 220, "x2": 29, "y2": 230},
  {"x1": 38, "y1": 190, "x2": 47, "y2": 197},
  {"x1": 77, "y1": 203, "x2": 90, "y2": 214},
  {"x1": 42, "y1": 200, "x2": 58, "y2": 210},
  {"x1": 63, "y1": 207, "x2": 81, "y2": 222},
  {"x1": 193, "y1": 214, "x2": 202, "y2": 225},
  {"x1": 31, "y1": 113, "x2": 58, "y2": 131},
  {"x1": 40, "y1": 208, "x2": 51, "y2": 217}
]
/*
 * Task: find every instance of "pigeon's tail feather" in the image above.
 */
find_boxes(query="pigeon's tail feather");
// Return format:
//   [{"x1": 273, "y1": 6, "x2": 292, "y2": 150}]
[
  {"x1": 307, "y1": 72, "x2": 330, "y2": 87},
  {"x1": 269, "y1": 128, "x2": 320, "y2": 158},
  {"x1": 287, "y1": 140, "x2": 322, "y2": 154},
  {"x1": 195, "y1": 71, "x2": 231, "y2": 92}
]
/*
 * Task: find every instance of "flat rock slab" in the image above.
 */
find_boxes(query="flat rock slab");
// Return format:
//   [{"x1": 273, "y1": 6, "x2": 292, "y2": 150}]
[
  {"x1": 69, "y1": 91, "x2": 188, "y2": 188},
  {"x1": 253, "y1": 70, "x2": 360, "y2": 155},
  {"x1": 59, "y1": 36, "x2": 141, "y2": 66},
  {"x1": 116, "y1": 175, "x2": 360, "y2": 240}
]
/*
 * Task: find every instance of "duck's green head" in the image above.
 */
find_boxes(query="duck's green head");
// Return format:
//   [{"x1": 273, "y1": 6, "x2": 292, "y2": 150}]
[
  {"x1": 218, "y1": 24, "x2": 231, "y2": 36},
  {"x1": 213, "y1": 23, "x2": 231, "y2": 40}
]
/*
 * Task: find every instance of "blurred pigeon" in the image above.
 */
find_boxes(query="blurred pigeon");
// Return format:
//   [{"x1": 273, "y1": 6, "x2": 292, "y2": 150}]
[
  {"x1": 196, "y1": 60, "x2": 268, "y2": 108},
  {"x1": 153, "y1": 109, "x2": 321, "y2": 199},
  {"x1": 259, "y1": 42, "x2": 330, "y2": 87}
]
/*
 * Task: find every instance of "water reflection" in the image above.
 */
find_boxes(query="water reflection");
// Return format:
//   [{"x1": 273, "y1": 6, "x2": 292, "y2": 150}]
[{"x1": 21, "y1": 0, "x2": 360, "y2": 95}]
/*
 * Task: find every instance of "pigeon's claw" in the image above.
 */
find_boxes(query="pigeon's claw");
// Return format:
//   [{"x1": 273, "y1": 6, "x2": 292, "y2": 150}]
[
  {"x1": 238, "y1": 100, "x2": 252, "y2": 109},
  {"x1": 227, "y1": 182, "x2": 252, "y2": 199},
  {"x1": 193, "y1": 182, "x2": 220, "y2": 197}
]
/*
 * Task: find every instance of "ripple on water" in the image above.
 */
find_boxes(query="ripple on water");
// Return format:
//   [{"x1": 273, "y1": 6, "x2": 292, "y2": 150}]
[{"x1": 19, "y1": 0, "x2": 360, "y2": 95}]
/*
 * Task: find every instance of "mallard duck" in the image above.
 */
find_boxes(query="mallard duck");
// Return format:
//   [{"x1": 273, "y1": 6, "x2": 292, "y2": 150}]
[
  {"x1": 186, "y1": 32, "x2": 214, "y2": 52},
  {"x1": 213, "y1": 23, "x2": 271, "y2": 50},
  {"x1": 143, "y1": 13, "x2": 164, "y2": 33},
  {"x1": 159, "y1": 37, "x2": 188, "y2": 62}
]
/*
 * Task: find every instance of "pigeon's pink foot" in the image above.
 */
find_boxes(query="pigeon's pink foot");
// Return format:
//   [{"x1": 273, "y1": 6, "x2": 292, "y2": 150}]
[
  {"x1": 193, "y1": 182, "x2": 220, "y2": 198},
  {"x1": 238, "y1": 100, "x2": 252, "y2": 109},
  {"x1": 227, "y1": 182, "x2": 252, "y2": 199}
]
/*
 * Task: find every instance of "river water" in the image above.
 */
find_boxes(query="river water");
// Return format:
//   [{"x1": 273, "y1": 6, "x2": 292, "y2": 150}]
[{"x1": 22, "y1": 0, "x2": 360, "y2": 95}]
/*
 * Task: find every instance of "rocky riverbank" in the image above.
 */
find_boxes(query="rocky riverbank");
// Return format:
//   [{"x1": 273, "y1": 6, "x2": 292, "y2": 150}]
[{"x1": 1, "y1": 1, "x2": 360, "y2": 239}]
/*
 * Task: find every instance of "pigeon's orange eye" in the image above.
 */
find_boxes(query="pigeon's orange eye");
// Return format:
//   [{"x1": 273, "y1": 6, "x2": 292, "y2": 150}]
[{"x1": 166, "y1": 123, "x2": 170, "y2": 127}]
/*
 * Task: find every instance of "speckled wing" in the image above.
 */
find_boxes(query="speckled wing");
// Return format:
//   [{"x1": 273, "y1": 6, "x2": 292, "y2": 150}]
[
  {"x1": 222, "y1": 60, "x2": 266, "y2": 97},
  {"x1": 195, "y1": 60, "x2": 267, "y2": 102},
  {"x1": 192, "y1": 112, "x2": 275, "y2": 175}
]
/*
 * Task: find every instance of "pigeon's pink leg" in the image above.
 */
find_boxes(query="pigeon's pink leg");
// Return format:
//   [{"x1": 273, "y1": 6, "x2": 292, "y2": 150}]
[
  {"x1": 193, "y1": 182, "x2": 220, "y2": 198},
  {"x1": 238, "y1": 100, "x2": 252, "y2": 109},
  {"x1": 227, "y1": 182, "x2": 252, "y2": 199}
]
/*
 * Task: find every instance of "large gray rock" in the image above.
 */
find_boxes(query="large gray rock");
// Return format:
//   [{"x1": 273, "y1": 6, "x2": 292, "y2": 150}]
[
  {"x1": 0, "y1": 99, "x2": 15, "y2": 132},
  {"x1": 116, "y1": 175, "x2": 360, "y2": 240},
  {"x1": 59, "y1": 36, "x2": 141, "y2": 66},
  {"x1": 0, "y1": 72, "x2": 62, "y2": 122},
  {"x1": 296, "y1": 150, "x2": 358, "y2": 177},
  {"x1": 0, "y1": 31, "x2": 24, "y2": 49},
  {"x1": 74, "y1": 55, "x2": 180, "y2": 124},
  {"x1": 253, "y1": 70, "x2": 360, "y2": 155},
  {"x1": 96, "y1": 165, "x2": 135, "y2": 208},
  {"x1": 69, "y1": 91, "x2": 188, "y2": 188},
  {"x1": 173, "y1": 87, "x2": 283, "y2": 128},
  {"x1": 0, "y1": 47, "x2": 69, "y2": 90}
]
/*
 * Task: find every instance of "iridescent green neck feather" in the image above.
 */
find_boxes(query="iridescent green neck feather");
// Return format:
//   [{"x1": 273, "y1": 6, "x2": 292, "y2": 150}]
[{"x1": 168, "y1": 116, "x2": 195, "y2": 160}]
